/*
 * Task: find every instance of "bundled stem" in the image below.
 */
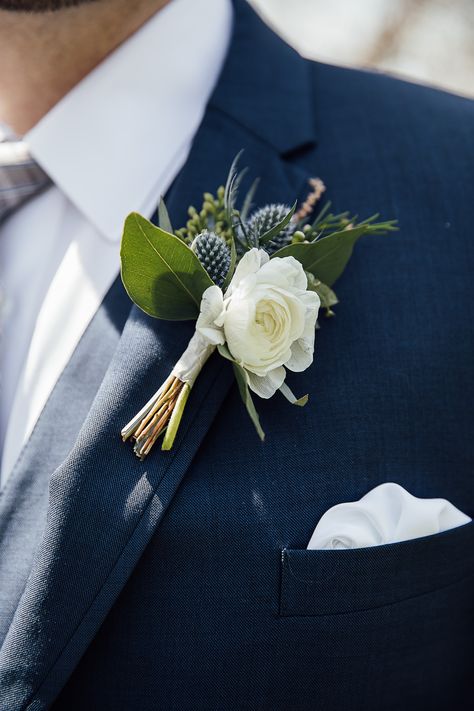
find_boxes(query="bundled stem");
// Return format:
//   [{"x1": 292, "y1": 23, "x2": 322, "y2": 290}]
[
  {"x1": 122, "y1": 374, "x2": 186, "y2": 459},
  {"x1": 121, "y1": 331, "x2": 215, "y2": 458}
]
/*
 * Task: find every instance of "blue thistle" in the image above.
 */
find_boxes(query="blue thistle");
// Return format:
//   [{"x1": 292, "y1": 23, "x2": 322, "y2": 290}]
[
  {"x1": 191, "y1": 231, "x2": 231, "y2": 287},
  {"x1": 246, "y1": 203, "x2": 296, "y2": 254}
]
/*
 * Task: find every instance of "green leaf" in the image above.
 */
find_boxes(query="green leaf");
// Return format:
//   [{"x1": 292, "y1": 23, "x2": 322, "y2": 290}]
[
  {"x1": 310, "y1": 200, "x2": 332, "y2": 229},
  {"x1": 224, "y1": 150, "x2": 246, "y2": 225},
  {"x1": 121, "y1": 212, "x2": 213, "y2": 320},
  {"x1": 259, "y1": 201, "x2": 297, "y2": 246},
  {"x1": 158, "y1": 197, "x2": 173, "y2": 235},
  {"x1": 240, "y1": 177, "x2": 260, "y2": 222},
  {"x1": 216, "y1": 344, "x2": 265, "y2": 441},
  {"x1": 217, "y1": 343, "x2": 235, "y2": 362},
  {"x1": 305, "y1": 272, "x2": 339, "y2": 309},
  {"x1": 222, "y1": 233, "x2": 237, "y2": 290},
  {"x1": 272, "y1": 225, "x2": 374, "y2": 286},
  {"x1": 279, "y1": 382, "x2": 308, "y2": 407},
  {"x1": 232, "y1": 362, "x2": 265, "y2": 441}
]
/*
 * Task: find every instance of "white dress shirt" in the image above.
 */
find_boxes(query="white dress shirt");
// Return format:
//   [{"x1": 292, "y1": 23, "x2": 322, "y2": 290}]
[{"x1": 0, "y1": 0, "x2": 233, "y2": 485}]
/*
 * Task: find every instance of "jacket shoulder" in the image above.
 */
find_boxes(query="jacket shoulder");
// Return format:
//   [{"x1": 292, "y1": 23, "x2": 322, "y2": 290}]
[{"x1": 307, "y1": 59, "x2": 474, "y2": 139}]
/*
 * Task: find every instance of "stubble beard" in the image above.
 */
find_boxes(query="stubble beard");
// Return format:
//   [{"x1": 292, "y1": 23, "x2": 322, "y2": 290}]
[{"x1": 0, "y1": 0, "x2": 100, "y2": 11}]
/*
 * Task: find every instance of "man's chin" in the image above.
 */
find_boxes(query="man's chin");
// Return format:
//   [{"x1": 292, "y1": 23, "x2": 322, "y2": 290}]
[{"x1": 0, "y1": 0, "x2": 100, "y2": 11}]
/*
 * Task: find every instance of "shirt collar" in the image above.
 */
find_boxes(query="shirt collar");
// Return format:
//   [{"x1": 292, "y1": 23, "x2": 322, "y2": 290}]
[{"x1": 24, "y1": 0, "x2": 233, "y2": 242}]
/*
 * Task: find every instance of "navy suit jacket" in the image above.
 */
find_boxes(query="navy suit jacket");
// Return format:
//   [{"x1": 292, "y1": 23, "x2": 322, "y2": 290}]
[{"x1": 0, "y1": 2, "x2": 473, "y2": 709}]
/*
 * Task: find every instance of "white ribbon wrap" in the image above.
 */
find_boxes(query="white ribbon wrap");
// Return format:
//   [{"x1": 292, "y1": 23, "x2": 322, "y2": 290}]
[{"x1": 171, "y1": 331, "x2": 216, "y2": 386}]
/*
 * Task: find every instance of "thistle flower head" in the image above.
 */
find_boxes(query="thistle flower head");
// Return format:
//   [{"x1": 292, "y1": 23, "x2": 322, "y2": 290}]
[
  {"x1": 246, "y1": 203, "x2": 296, "y2": 254},
  {"x1": 191, "y1": 230, "x2": 231, "y2": 287}
]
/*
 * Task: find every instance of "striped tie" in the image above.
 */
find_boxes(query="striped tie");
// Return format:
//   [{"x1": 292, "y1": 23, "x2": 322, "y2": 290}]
[{"x1": 0, "y1": 132, "x2": 50, "y2": 224}]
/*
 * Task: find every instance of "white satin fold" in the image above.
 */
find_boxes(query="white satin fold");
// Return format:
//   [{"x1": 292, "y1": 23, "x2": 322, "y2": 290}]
[{"x1": 307, "y1": 482, "x2": 471, "y2": 550}]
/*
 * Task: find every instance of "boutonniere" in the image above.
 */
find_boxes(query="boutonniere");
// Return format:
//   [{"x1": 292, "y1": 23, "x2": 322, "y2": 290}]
[{"x1": 120, "y1": 154, "x2": 397, "y2": 458}]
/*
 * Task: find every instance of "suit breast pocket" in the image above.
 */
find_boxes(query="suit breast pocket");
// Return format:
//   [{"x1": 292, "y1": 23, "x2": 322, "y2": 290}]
[{"x1": 279, "y1": 520, "x2": 474, "y2": 617}]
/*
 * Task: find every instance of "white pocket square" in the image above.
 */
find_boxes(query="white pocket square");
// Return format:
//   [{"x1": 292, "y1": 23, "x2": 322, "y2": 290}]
[{"x1": 307, "y1": 482, "x2": 471, "y2": 550}]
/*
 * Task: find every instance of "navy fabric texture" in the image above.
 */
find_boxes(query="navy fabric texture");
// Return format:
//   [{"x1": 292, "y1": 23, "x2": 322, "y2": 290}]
[
  {"x1": 0, "y1": 1, "x2": 473, "y2": 709},
  {"x1": 0, "y1": 278, "x2": 130, "y2": 647}
]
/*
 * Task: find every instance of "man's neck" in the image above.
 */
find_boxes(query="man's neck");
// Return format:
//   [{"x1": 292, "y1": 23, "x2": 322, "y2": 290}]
[{"x1": 0, "y1": 0, "x2": 170, "y2": 135}]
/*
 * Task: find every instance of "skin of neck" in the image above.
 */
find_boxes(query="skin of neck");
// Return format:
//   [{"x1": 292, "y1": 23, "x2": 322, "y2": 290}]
[{"x1": 0, "y1": 0, "x2": 171, "y2": 135}]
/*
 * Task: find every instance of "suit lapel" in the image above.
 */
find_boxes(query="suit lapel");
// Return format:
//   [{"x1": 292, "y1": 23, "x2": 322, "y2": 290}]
[{"x1": 0, "y1": 3, "x2": 317, "y2": 708}]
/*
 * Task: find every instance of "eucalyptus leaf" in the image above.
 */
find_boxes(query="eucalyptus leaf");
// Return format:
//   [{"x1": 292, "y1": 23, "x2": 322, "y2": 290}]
[
  {"x1": 121, "y1": 212, "x2": 213, "y2": 320},
  {"x1": 306, "y1": 272, "x2": 339, "y2": 309},
  {"x1": 259, "y1": 201, "x2": 297, "y2": 246},
  {"x1": 158, "y1": 197, "x2": 174, "y2": 235},
  {"x1": 272, "y1": 225, "x2": 374, "y2": 286}
]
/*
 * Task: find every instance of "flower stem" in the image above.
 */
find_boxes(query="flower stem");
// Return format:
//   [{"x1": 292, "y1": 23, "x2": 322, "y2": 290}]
[
  {"x1": 161, "y1": 382, "x2": 191, "y2": 451},
  {"x1": 121, "y1": 373, "x2": 174, "y2": 443},
  {"x1": 131, "y1": 375, "x2": 185, "y2": 460},
  {"x1": 120, "y1": 332, "x2": 215, "y2": 458}
]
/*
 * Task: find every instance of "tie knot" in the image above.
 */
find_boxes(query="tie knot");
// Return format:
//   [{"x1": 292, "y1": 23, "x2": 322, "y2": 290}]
[{"x1": 0, "y1": 132, "x2": 51, "y2": 224}]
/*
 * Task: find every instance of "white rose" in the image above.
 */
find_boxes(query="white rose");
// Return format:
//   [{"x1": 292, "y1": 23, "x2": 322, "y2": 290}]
[{"x1": 196, "y1": 248, "x2": 320, "y2": 399}]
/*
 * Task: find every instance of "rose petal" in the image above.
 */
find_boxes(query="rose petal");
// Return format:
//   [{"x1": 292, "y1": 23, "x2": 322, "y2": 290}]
[
  {"x1": 246, "y1": 366, "x2": 286, "y2": 399},
  {"x1": 227, "y1": 248, "x2": 269, "y2": 295},
  {"x1": 221, "y1": 250, "x2": 319, "y2": 380},
  {"x1": 196, "y1": 285, "x2": 226, "y2": 345},
  {"x1": 286, "y1": 335, "x2": 314, "y2": 372},
  {"x1": 258, "y1": 255, "x2": 307, "y2": 291},
  {"x1": 286, "y1": 291, "x2": 320, "y2": 372}
]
